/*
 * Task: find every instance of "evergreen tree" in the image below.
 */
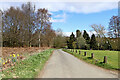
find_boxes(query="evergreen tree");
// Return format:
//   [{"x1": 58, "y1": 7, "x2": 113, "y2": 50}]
[
  {"x1": 76, "y1": 30, "x2": 81, "y2": 49},
  {"x1": 70, "y1": 32, "x2": 76, "y2": 41},
  {"x1": 67, "y1": 40, "x2": 73, "y2": 49},
  {"x1": 90, "y1": 34, "x2": 98, "y2": 50},
  {"x1": 83, "y1": 30, "x2": 90, "y2": 44},
  {"x1": 76, "y1": 30, "x2": 81, "y2": 38},
  {"x1": 67, "y1": 32, "x2": 76, "y2": 49}
]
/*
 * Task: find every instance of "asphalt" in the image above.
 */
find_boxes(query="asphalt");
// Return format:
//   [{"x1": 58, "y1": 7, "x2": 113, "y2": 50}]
[{"x1": 38, "y1": 49, "x2": 118, "y2": 78}]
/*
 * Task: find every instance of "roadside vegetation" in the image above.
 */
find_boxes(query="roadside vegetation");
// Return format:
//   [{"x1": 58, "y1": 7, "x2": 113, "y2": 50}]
[
  {"x1": 63, "y1": 49, "x2": 118, "y2": 70},
  {"x1": 2, "y1": 47, "x2": 49, "y2": 58},
  {"x1": 1, "y1": 49, "x2": 54, "y2": 78}
]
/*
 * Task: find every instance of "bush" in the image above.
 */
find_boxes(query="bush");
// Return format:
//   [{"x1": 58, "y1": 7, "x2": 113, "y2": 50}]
[
  {"x1": 85, "y1": 44, "x2": 90, "y2": 50},
  {"x1": 77, "y1": 35, "x2": 86, "y2": 49}
]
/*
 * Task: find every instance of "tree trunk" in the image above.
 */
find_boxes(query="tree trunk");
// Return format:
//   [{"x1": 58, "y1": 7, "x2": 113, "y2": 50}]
[{"x1": 39, "y1": 30, "x2": 41, "y2": 48}]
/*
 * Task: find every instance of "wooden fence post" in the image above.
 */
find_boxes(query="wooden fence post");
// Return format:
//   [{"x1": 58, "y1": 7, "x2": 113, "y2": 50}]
[
  {"x1": 79, "y1": 51, "x2": 81, "y2": 55},
  {"x1": 84, "y1": 52, "x2": 86, "y2": 56},
  {"x1": 76, "y1": 50, "x2": 77, "y2": 53},
  {"x1": 91, "y1": 53, "x2": 94, "y2": 59},
  {"x1": 103, "y1": 56, "x2": 107, "y2": 63}
]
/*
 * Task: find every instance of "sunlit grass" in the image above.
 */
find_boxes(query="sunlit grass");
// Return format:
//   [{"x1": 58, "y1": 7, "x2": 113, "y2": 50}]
[
  {"x1": 2, "y1": 49, "x2": 54, "y2": 78},
  {"x1": 63, "y1": 49, "x2": 119, "y2": 70}
]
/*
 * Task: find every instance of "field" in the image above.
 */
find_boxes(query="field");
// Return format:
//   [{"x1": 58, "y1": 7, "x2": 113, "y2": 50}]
[
  {"x1": 1, "y1": 49, "x2": 54, "y2": 78},
  {"x1": 63, "y1": 49, "x2": 119, "y2": 70}
]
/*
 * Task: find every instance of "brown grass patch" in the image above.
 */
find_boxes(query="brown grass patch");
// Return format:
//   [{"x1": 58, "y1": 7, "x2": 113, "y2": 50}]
[{"x1": 2, "y1": 47, "x2": 50, "y2": 58}]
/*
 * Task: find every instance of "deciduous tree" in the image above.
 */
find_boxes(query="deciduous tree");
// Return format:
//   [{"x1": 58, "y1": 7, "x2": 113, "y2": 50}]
[
  {"x1": 53, "y1": 29, "x2": 66, "y2": 48},
  {"x1": 90, "y1": 24, "x2": 106, "y2": 49},
  {"x1": 108, "y1": 16, "x2": 120, "y2": 38}
]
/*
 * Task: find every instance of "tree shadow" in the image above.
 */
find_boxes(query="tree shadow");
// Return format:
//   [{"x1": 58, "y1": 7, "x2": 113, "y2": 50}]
[{"x1": 87, "y1": 57, "x2": 92, "y2": 59}]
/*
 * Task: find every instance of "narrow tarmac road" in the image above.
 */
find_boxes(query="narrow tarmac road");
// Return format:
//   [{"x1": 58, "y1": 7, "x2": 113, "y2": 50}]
[{"x1": 38, "y1": 49, "x2": 118, "y2": 78}]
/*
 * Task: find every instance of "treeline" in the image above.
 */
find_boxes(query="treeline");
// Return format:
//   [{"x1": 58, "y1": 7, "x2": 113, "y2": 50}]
[
  {"x1": 67, "y1": 30, "x2": 119, "y2": 51},
  {"x1": 1, "y1": 2, "x2": 66, "y2": 48},
  {"x1": 67, "y1": 15, "x2": 120, "y2": 51}
]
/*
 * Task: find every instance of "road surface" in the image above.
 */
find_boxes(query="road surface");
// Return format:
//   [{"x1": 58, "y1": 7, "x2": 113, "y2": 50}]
[{"x1": 38, "y1": 49, "x2": 118, "y2": 78}]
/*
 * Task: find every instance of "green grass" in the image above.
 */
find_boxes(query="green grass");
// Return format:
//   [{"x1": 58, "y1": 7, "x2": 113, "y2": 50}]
[
  {"x1": 2, "y1": 49, "x2": 54, "y2": 79},
  {"x1": 63, "y1": 49, "x2": 119, "y2": 70}
]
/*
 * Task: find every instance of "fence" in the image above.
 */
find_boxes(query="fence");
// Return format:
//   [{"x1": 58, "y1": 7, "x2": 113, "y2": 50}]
[{"x1": 66, "y1": 49, "x2": 107, "y2": 64}]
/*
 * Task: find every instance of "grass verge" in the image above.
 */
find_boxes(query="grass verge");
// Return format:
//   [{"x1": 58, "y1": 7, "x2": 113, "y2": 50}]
[
  {"x1": 2, "y1": 49, "x2": 54, "y2": 79},
  {"x1": 62, "y1": 49, "x2": 118, "y2": 70}
]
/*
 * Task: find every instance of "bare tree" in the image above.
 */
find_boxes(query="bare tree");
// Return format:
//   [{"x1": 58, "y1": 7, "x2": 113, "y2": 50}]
[
  {"x1": 2, "y1": 2, "x2": 55, "y2": 48},
  {"x1": 3, "y1": 7, "x2": 24, "y2": 47},
  {"x1": 108, "y1": 16, "x2": 120, "y2": 38},
  {"x1": 90, "y1": 24, "x2": 106, "y2": 49},
  {"x1": 43, "y1": 25, "x2": 56, "y2": 47},
  {"x1": 91, "y1": 24, "x2": 106, "y2": 37},
  {"x1": 36, "y1": 8, "x2": 51, "y2": 47},
  {"x1": 21, "y1": 2, "x2": 36, "y2": 47}
]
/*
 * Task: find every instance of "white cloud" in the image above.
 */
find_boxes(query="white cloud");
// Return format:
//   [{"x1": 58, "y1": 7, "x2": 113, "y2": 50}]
[
  {"x1": 0, "y1": 1, "x2": 118, "y2": 24},
  {"x1": 0, "y1": 2, "x2": 24, "y2": 11},
  {"x1": 63, "y1": 32, "x2": 76, "y2": 36},
  {"x1": 86, "y1": 31, "x2": 96, "y2": 37},
  {"x1": 0, "y1": 2, "x2": 118, "y2": 14},
  {"x1": 50, "y1": 18, "x2": 65, "y2": 22},
  {"x1": 0, "y1": 3, "x2": 11, "y2": 11},
  {"x1": 54, "y1": 14, "x2": 63, "y2": 18},
  {"x1": 50, "y1": 13, "x2": 66, "y2": 22},
  {"x1": 36, "y1": 2, "x2": 118, "y2": 14},
  {"x1": 63, "y1": 31, "x2": 97, "y2": 37},
  {"x1": 0, "y1": 0, "x2": 119, "y2": 2}
]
